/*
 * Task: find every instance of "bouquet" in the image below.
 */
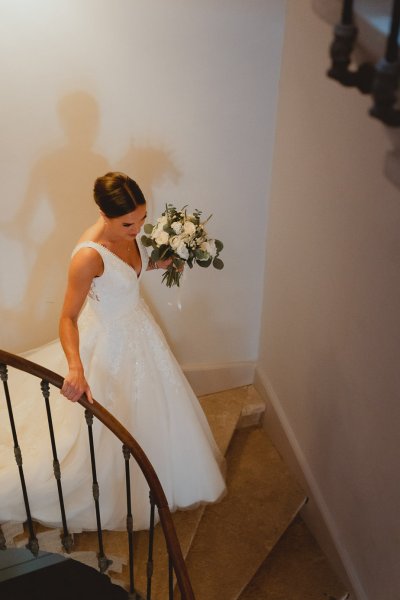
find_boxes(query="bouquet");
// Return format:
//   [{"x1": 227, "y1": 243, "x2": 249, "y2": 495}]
[{"x1": 141, "y1": 204, "x2": 224, "y2": 287}]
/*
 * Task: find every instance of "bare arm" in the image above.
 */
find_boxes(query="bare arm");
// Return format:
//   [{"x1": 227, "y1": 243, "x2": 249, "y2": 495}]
[{"x1": 59, "y1": 248, "x2": 102, "y2": 403}]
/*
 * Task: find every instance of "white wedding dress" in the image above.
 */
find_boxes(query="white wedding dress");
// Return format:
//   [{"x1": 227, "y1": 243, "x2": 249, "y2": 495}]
[{"x1": 0, "y1": 240, "x2": 225, "y2": 531}]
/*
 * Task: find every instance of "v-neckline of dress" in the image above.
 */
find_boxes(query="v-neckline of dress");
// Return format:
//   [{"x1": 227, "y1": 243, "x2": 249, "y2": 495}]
[{"x1": 91, "y1": 240, "x2": 143, "y2": 279}]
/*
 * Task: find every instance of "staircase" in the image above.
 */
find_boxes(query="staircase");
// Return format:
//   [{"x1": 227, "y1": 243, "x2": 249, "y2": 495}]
[{"x1": 4, "y1": 386, "x2": 348, "y2": 599}]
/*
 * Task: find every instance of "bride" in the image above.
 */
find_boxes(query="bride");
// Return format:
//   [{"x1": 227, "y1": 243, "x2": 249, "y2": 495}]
[{"x1": 0, "y1": 172, "x2": 225, "y2": 531}]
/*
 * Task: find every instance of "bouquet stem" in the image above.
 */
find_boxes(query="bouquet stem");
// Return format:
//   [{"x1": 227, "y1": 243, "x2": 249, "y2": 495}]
[{"x1": 162, "y1": 265, "x2": 183, "y2": 288}]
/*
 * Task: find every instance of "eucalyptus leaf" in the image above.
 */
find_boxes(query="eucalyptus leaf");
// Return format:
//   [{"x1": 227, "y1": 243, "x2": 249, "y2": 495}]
[
  {"x1": 141, "y1": 235, "x2": 153, "y2": 247},
  {"x1": 151, "y1": 248, "x2": 160, "y2": 261},
  {"x1": 142, "y1": 235, "x2": 154, "y2": 248},
  {"x1": 197, "y1": 257, "x2": 212, "y2": 268},
  {"x1": 159, "y1": 246, "x2": 171, "y2": 259},
  {"x1": 213, "y1": 257, "x2": 224, "y2": 270},
  {"x1": 144, "y1": 223, "x2": 154, "y2": 234},
  {"x1": 215, "y1": 239, "x2": 224, "y2": 252}
]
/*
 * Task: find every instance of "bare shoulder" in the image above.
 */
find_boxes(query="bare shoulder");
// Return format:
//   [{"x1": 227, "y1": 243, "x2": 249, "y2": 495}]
[
  {"x1": 71, "y1": 218, "x2": 104, "y2": 278},
  {"x1": 70, "y1": 246, "x2": 103, "y2": 279}
]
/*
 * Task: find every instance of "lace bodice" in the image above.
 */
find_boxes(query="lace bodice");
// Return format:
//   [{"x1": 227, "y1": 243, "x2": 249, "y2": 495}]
[{"x1": 71, "y1": 239, "x2": 149, "y2": 325}]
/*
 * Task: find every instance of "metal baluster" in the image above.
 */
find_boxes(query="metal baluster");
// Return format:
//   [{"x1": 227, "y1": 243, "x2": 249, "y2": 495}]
[
  {"x1": 0, "y1": 524, "x2": 6, "y2": 551},
  {"x1": 0, "y1": 364, "x2": 39, "y2": 556},
  {"x1": 122, "y1": 444, "x2": 136, "y2": 596},
  {"x1": 146, "y1": 491, "x2": 156, "y2": 600},
  {"x1": 85, "y1": 409, "x2": 112, "y2": 573},
  {"x1": 386, "y1": 0, "x2": 400, "y2": 63},
  {"x1": 40, "y1": 380, "x2": 73, "y2": 553},
  {"x1": 327, "y1": 0, "x2": 374, "y2": 93},
  {"x1": 370, "y1": 0, "x2": 400, "y2": 126},
  {"x1": 168, "y1": 555, "x2": 174, "y2": 599}
]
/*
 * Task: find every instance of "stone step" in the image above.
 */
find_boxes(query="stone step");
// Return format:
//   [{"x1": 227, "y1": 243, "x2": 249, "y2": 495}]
[
  {"x1": 238, "y1": 515, "x2": 348, "y2": 600},
  {"x1": 178, "y1": 426, "x2": 305, "y2": 600}
]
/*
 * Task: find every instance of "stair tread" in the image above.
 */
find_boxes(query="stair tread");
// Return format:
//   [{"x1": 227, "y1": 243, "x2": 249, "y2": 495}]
[
  {"x1": 181, "y1": 426, "x2": 305, "y2": 600},
  {"x1": 239, "y1": 515, "x2": 348, "y2": 600}
]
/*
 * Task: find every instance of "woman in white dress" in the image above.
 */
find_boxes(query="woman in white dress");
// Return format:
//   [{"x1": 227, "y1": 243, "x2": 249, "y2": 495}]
[{"x1": 0, "y1": 172, "x2": 225, "y2": 531}]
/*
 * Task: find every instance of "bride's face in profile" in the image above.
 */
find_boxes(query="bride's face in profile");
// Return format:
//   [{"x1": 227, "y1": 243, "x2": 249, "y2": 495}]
[{"x1": 103, "y1": 204, "x2": 147, "y2": 242}]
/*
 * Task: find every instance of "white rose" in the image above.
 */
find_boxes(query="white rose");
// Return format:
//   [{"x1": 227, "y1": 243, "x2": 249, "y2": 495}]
[
  {"x1": 155, "y1": 231, "x2": 170, "y2": 246},
  {"x1": 170, "y1": 235, "x2": 181, "y2": 251},
  {"x1": 151, "y1": 222, "x2": 163, "y2": 239},
  {"x1": 171, "y1": 221, "x2": 182, "y2": 234},
  {"x1": 183, "y1": 221, "x2": 196, "y2": 236},
  {"x1": 201, "y1": 240, "x2": 216, "y2": 257},
  {"x1": 176, "y1": 242, "x2": 189, "y2": 260}
]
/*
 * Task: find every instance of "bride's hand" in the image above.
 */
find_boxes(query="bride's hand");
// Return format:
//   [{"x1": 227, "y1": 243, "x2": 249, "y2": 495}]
[
  {"x1": 157, "y1": 257, "x2": 184, "y2": 271},
  {"x1": 61, "y1": 367, "x2": 94, "y2": 404}
]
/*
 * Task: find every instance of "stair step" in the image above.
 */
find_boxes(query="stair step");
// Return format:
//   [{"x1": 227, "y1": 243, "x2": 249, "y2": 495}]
[
  {"x1": 238, "y1": 515, "x2": 348, "y2": 600},
  {"x1": 201, "y1": 385, "x2": 265, "y2": 431},
  {"x1": 180, "y1": 426, "x2": 305, "y2": 600}
]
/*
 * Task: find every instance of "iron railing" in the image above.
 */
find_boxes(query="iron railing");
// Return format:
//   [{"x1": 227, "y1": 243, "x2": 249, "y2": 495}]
[
  {"x1": 0, "y1": 349, "x2": 195, "y2": 600},
  {"x1": 327, "y1": 0, "x2": 400, "y2": 126}
]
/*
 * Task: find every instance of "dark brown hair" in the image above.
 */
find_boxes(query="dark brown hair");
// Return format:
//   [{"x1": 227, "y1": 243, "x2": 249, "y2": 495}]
[{"x1": 93, "y1": 172, "x2": 146, "y2": 218}]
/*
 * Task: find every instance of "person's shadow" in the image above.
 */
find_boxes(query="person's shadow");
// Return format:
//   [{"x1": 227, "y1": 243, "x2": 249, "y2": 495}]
[
  {"x1": 1, "y1": 91, "x2": 180, "y2": 352},
  {"x1": 1, "y1": 92, "x2": 109, "y2": 350},
  {"x1": 116, "y1": 140, "x2": 180, "y2": 218}
]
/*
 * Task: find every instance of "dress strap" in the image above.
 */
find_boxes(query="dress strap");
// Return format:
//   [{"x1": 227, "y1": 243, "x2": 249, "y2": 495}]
[{"x1": 71, "y1": 241, "x2": 107, "y2": 259}]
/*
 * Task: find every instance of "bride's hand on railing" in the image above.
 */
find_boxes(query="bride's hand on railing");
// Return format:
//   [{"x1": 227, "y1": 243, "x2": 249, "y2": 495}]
[{"x1": 61, "y1": 367, "x2": 94, "y2": 404}]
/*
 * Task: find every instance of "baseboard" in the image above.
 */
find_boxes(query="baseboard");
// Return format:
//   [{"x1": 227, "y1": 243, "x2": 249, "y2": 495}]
[
  {"x1": 254, "y1": 367, "x2": 367, "y2": 600},
  {"x1": 182, "y1": 361, "x2": 256, "y2": 396}
]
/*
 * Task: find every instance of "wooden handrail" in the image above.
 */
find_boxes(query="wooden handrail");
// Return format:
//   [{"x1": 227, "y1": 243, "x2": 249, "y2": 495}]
[{"x1": 0, "y1": 349, "x2": 195, "y2": 600}]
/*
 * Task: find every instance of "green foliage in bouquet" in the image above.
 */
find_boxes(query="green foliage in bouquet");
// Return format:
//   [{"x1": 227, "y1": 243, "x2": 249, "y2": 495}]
[{"x1": 141, "y1": 204, "x2": 224, "y2": 287}]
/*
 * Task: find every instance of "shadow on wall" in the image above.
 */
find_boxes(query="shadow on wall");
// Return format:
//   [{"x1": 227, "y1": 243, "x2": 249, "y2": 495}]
[
  {"x1": 117, "y1": 142, "x2": 180, "y2": 213},
  {"x1": 0, "y1": 90, "x2": 180, "y2": 353}
]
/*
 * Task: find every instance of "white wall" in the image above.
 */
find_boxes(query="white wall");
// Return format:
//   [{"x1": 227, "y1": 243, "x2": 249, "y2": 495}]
[
  {"x1": 0, "y1": 0, "x2": 285, "y2": 390},
  {"x1": 257, "y1": 2, "x2": 400, "y2": 599}
]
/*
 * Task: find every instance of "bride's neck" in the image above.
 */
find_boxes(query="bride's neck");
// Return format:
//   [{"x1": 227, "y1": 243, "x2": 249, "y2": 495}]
[{"x1": 96, "y1": 219, "x2": 127, "y2": 248}]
